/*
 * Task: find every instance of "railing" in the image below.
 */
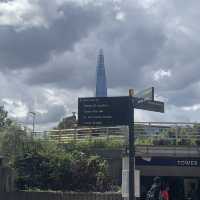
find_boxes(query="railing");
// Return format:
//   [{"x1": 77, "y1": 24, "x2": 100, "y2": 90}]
[{"x1": 35, "y1": 122, "x2": 200, "y2": 147}]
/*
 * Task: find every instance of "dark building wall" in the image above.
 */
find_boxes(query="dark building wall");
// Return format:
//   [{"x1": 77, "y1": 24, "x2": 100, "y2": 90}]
[
  {"x1": 137, "y1": 165, "x2": 200, "y2": 177},
  {"x1": 0, "y1": 166, "x2": 15, "y2": 192},
  {"x1": 91, "y1": 149, "x2": 200, "y2": 185},
  {"x1": 0, "y1": 157, "x2": 15, "y2": 192}
]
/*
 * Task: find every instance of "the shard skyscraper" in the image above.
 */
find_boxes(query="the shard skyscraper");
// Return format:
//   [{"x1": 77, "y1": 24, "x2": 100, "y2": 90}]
[{"x1": 95, "y1": 49, "x2": 107, "y2": 97}]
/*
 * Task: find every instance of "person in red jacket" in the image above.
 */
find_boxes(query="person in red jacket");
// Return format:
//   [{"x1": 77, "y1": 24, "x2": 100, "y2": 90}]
[{"x1": 161, "y1": 186, "x2": 170, "y2": 200}]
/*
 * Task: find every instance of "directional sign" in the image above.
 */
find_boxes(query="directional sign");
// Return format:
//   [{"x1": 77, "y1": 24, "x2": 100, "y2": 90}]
[
  {"x1": 78, "y1": 96, "x2": 130, "y2": 126},
  {"x1": 134, "y1": 87, "x2": 154, "y2": 101},
  {"x1": 134, "y1": 98, "x2": 164, "y2": 113}
]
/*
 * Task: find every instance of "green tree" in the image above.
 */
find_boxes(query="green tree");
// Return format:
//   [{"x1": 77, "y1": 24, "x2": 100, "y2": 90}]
[
  {"x1": 0, "y1": 107, "x2": 113, "y2": 192},
  {"x1": 0, "y1": 123, "x2": 30, "y2": 162},
  {"x1": 0, "y1": 107, "x2": 33, "y2": 164},
  {"x1": 0, "y1": 106, "x2": 12, "y2": 128}
]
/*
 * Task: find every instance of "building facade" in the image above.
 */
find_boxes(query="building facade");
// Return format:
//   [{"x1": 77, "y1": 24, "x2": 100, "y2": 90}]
[{"x1": 95, "y1": 49, "x2": 107, "y2": 97}]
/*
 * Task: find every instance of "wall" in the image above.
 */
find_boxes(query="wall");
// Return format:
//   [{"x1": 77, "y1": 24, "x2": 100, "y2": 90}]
[
  {"x1": 0, "y1": 191, "x2": 122, "y2": 200},
  {"x1": 0, "y1": 166, "x2": 15, "y2": 192},
  {"x1": 89, "y1": 146, "x2": 200, "y2": 185}
]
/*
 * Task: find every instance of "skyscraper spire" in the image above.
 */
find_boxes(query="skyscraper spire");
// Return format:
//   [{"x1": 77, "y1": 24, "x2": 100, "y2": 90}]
[{"x1": 95, "y1": 49, "x2": 107, "y2": 97}]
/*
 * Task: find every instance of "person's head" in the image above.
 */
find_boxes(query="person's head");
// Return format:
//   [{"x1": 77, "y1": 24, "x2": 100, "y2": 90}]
[
  {"x1": 165, "y1": 186, "x2": 170, "y2": 191},
  {"x1": 153, "y1": 176, "x2": 161, "y2": 186}
]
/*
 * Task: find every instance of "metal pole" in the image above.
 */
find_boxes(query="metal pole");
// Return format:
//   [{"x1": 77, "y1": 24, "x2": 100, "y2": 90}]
[
  {"x1": 33, "y1": 114, "x2": 35, "y2": 135},
  {"x1": 29, "y1": 112, "x2": 36, "y2": 138},
  {"x1": 72, "y1": 112, "x2": 77, "y2": 142},
  {"x1": 128, "y1": 89, "x2": 135, "y2": 200}
]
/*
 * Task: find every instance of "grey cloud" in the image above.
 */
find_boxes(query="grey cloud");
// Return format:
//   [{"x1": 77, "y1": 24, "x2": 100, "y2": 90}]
[
  {"x1": 35, "y1": 104, "x2": 66, "y2": 124},
  {"x1": 25, "y1": 50, "x2": 96, "y2": 89},
  {"x1": 1, "y1": 0, "x2": 200, "y2": 127},
  {"x1": 164, "y1": 82, "x2": 200, "y2": 107},
  {"x1": 23, "y1": 0, "x2": 166, "y2": 91},
  {"x1": 0, "y1": 1, "x2": 101, "y2": 70}
]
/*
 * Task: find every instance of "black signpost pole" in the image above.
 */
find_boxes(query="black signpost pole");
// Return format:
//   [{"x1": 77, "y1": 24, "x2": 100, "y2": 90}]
[
  {"x1": 128, "y1": 89, "x2": 135, "y2": 200},
  {"x1": 78, "y1": 87, "x2": 164, "y2": 200}
]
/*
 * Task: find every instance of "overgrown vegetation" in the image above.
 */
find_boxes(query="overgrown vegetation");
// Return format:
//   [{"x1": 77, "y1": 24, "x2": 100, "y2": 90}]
[
  {"x1": 135, "y1": 124, "x2": 200, "y2": 146},
  {"x1": 63, "y1": 138, "x2": 124, "y2": 152},
  {"x1": 0, "y1": 107, "x2": 113, "y2": 192},
  {"x1": 15, "y1": 148, "x2": 111, "y2": 192},
  {"x1": 1, "y1": 106, "x2": 200, "y2": 191}
]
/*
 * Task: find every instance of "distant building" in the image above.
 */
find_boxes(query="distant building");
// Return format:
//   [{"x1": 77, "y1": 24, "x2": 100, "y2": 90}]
[
  {"x1": 57, "y1": 115, "x2": 76, "y2": 129},
  {"x1": 95, "y1": 49, "x2": 107, "y2": 97}
]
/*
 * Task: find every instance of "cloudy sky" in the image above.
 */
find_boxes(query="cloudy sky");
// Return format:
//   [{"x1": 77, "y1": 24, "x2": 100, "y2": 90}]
[{"x1": 0, "y1": 0, "x2": 200, "y2": 130}]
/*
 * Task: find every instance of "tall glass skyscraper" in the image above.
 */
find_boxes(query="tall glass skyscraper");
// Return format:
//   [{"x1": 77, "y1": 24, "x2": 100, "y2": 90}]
[{"x1": 95, "y1": 49, "x2": 107, "y2": 97}]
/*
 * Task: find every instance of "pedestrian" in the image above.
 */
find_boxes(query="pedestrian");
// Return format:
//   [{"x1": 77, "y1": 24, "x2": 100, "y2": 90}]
[
  {"x1": 146, "y1": 176, "x2": 162, "y2": 200},
  {"x1": 161, "y1": 186, "x2": 170, "y2": 200}
]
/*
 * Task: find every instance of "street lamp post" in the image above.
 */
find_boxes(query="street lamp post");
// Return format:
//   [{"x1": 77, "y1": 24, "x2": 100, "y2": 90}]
[
  {"x1": 72, "y1": 112, "x2": 77, "y2": 141},
  {"x1": 128, "y1": 89, "x2": 135, "y2": 200},
  {"x1": 29, "y1": 112, "x2": 36, "y2": 137}
]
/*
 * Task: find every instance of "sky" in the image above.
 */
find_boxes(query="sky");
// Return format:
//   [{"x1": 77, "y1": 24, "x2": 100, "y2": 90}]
[{"x1": 0, "y1": 0, "x2": 200, "y2": 130}]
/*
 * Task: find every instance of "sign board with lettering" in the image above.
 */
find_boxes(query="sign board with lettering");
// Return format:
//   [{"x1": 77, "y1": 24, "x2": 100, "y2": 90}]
[
  {"x1": 136, "y1": 157, "x2": 200, "y2": 167},
  {"x1": 134, "y1": 87, "x2": 154, "y2": 101},
  {"x1": 78, "y1": 97, "x2": 130, "y2": 126},
  {"x1": 134, "y1": 99, "x2": 164, "y2": 113}
]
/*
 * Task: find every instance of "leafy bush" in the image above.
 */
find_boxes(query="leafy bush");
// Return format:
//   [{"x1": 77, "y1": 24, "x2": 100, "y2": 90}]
[
  {"x1": 0, "y1": 107, "x2": 113, "y2": 192},
  {"x1": 14, "y1": 147, "x2": 112, "y2": 192},
  {"x1": 63, "y1": 138, "x2": 124, "y2": 152},
  {"x1": 1, "y1": 125, "x2": 28, "y2": 160}
]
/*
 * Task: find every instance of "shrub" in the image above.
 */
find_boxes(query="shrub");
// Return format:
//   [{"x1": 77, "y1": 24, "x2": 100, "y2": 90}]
[{"x1": 14, "y1": 147, "x2": 112, "y2": 192}]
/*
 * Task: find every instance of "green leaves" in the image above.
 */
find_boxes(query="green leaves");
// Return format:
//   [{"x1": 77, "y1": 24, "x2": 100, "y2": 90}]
[
  {"x1": 14, "y1": 145, "x2": 112, "y2": 192},
  {"x1": 0, "y1": 107, "x2": 113, "y2": 192},
  {"x1": 0, "y1": 106, "x2": 13, "y2": 128}
]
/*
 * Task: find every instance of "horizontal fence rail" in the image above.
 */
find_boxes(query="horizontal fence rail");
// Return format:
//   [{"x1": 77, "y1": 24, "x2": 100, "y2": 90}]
[
  {"x1": 0, "y1": 192, "x2": 122, "y2": 200},
  {"x1": 34, "y1": 122, "x2": 200, "y2": 147}
]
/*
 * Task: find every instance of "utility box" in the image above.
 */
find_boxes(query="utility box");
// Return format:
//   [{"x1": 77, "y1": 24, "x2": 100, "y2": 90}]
[{"x1": 122, "y1": 156, "x2": 140, "y2": 199}]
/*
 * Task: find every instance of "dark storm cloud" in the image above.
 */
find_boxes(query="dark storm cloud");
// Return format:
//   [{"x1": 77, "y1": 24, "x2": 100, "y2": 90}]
[
  {"x1": 24, "y1": 0, "x2": 166, "y2": 91},
  {"x1": 0, "y1": 1, "x2": 101, "y2": 69},
  {"x1": 25, "y1": 50, "x2": 96, "y2": 89},
  {"x1": 2, "y1": 0, "x2": 200, "y2": 126}
]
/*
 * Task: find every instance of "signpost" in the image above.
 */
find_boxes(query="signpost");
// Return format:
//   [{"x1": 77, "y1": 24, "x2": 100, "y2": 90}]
[
  {"x1": 134, "y1": 87, "x2": 154, "y2": 101},
  {"x1": 122, "y1": 156, "x2": 140, "y2": 198},
  {"x1": 78, "y1": 96, "x2": 130, "y2": 126},
  {"x1": 135, "y1": 99, "x2": 164, "y2": 113},
  {"x1": 128, "y1": 89, "x2": 135, "y2": 200},
  {"x1": 78, "y1": 87, "x2": 164, "y2": 200}
]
